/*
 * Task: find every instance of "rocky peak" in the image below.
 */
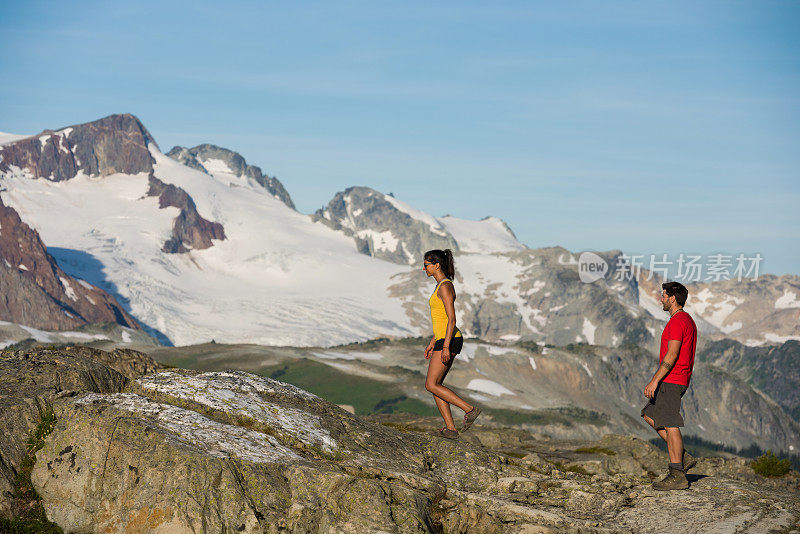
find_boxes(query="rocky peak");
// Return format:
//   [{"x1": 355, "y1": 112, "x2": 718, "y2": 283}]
[
  {"x1": 314, "y1": 186, "x2": 458, "y2": 264},
  {"x1": 0, "y1": 198, "x2": 140, "y2": 330},
  {"x1": 166, "y1": 144, "x2": 295, "y2": 209},
  {"x1": 0, "y1": 113, "x2": 156, "y2": 181}
]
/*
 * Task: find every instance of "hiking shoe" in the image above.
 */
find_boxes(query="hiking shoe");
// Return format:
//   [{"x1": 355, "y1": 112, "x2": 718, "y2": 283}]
[
  {"x1": 437, "y1": 427, "x2": 459, "y2": 440},
  {"x1": 652, "y1": 467, "x2": 689, "y2": 491},
  {"x1": 461, "y1": 407, "x2": 481, "y2": 432},
  {"x1": 683, "y1": 451, "x2": 697, "y2": 473}
]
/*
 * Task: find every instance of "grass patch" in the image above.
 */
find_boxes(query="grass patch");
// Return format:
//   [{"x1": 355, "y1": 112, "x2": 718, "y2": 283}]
[
  {"x1": 0, "y1": 402, "x2": 63, "y2": 533},
  {"x1": 575, "y1": 446, "x2": 616, "y2": 456},
  {"x1": 485, "y1": 406, "x2": 608, "y2": 428},
  {"x1": 552, "y1": 461, "x2": 591, "y2": 475},
  {"x1": 261, "y1": 358, "x2": 439, "y2": 416},
  {"x1": 752, "y1": 451, "x2": 791, "y2": 478}
]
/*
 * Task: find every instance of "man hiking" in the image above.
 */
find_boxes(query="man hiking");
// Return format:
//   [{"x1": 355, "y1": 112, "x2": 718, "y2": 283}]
[{"x1": 641, "y1": 281, "x2": 698, "y2": 490}]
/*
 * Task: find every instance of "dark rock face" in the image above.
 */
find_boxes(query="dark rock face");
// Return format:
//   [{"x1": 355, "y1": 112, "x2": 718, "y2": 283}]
[
  {"x1": 0, "y1": 198, "x2": 140, "y2": 330},
  {"x1": 314, "y1": 186, "x2": 458, "y2": 264},
  {"x1": 146, "y1": 175, "x2": 226, "y2": 253},
  {"x1": 0, "y1": 113, "x2": 156, "y2": 181},
  {"x1": 166, "y1": 144, "x2": 295, "y2": 209}
]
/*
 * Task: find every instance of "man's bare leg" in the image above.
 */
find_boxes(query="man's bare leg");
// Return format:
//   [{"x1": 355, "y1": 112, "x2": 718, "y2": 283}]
[
  {"x1": 664, "y1": 427, "x2": 684, "y2": 464},
  {"x1": 643, "y1": 414, "x2": 668, "y2": 442}
]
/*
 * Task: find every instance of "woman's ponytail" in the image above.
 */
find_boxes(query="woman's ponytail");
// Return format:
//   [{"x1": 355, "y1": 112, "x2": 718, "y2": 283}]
[
  {"x1": 424, "y1": 249, "x2": 455, "y2": 279},
  {"x1": 442, "y1": 249, "x2": 455, "y2": 279}
]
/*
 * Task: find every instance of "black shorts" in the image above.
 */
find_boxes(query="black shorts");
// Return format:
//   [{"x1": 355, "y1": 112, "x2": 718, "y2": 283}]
[
  {"x1": 641, "y1": 382, "x2": 688, "y2": 429},
  {"x1": 433, "y1": 335, "x2": 463, "y2": 355}
]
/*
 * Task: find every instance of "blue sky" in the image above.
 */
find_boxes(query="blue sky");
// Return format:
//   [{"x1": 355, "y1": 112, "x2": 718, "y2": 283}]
[{"x1": 1, "y1": 1, "x2": 798, "y2": 275}]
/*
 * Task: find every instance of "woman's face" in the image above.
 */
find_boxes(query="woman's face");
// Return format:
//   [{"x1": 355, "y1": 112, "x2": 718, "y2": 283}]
[{"x1": 423, "y1": 260, "x2": 437, "y2": 277}]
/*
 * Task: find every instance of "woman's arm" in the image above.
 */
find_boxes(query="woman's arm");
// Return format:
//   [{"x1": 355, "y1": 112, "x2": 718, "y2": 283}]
[{"x1": 438, "y1": 281, "x2": 457, "y2": 362}]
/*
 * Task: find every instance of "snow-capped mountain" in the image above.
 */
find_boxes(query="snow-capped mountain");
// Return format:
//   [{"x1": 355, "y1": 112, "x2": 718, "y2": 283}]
[
  {"x1": 313, "y1": 186, "x2": 524, "y2": 264},
  {"x1": 0, "y1": 114, "x2": 797, "y2": 349},
  {"x1": 166, "y1": 144, "x2": 295, "y2": 210},
  {"x1": 0, "y1": 115, "x2": 413, "y2": 346}
]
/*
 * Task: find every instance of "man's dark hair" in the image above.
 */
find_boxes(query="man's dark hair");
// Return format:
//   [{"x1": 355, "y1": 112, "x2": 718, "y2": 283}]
[{"x1": 662, "y1": 281, "x2": 688, "y2": 307}]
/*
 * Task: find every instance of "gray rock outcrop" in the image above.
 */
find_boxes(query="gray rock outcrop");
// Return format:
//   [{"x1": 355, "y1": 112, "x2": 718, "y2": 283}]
[
  {"x1": 1, "y1": 347, "x2": 797, "y2": 532},
  {"x1": 0, "y1": 347, "x2": 162, "y2": 517},
  {"x1": 166, "y1": 144, "x2": 295, "y2": 209}
]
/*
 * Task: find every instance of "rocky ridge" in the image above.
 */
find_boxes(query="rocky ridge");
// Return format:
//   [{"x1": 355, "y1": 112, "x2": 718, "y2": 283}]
[
  {"x1": 1, "y1": 347, "x2": 797, "y2": 532},
  {"x1": 0, "y1": 198, "x2": 140, "y2": 331},
  {"x1": 166, "y1": 143, "x2": 295, "y2": 209}
]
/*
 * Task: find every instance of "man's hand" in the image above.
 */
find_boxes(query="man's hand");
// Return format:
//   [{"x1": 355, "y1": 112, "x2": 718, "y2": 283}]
[
  {"x1": 441, "y1": 346, "x2": 451, "y2": 364},
  {"x1": 424, "y1": 340, "x2": 435, "y2": 360},
  {"x1": 644, "y1": 379, "x2": 659, "y2": 399}
]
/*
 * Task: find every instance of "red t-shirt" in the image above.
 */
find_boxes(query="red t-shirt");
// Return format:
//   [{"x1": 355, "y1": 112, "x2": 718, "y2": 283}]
[{"x1": 660, "y1": 310, "x2": 698, "y2": 386}]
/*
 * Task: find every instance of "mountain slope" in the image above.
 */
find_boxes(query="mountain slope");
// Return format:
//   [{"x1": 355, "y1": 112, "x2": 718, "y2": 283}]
[{"x1": 0, "y1": 197, "x2": 139, "y2": 331}]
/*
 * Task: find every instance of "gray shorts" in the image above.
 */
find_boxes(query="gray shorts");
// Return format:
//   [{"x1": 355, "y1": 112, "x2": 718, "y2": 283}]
[{"x1": 641, "y1": 382, "x2": 688, "y2": 429}]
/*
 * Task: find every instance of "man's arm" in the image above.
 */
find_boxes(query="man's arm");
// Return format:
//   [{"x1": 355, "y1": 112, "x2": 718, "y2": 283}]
[{"x1": 644, "y1": 340, "x2": 681, "y2": 398}]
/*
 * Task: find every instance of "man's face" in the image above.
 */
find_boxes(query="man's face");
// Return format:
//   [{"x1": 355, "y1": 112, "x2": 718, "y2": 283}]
[{"x1": 660, "y1": 290, "x2": 674, "y2": 311}]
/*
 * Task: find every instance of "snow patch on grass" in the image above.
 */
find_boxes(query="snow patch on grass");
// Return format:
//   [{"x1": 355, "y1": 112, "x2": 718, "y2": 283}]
[
  {"x1": 466, "y1": 378, "x2": 515, "y2": 396},
  {"x1": 582, "y1": 318, "x2": 596, "y2": 345}
]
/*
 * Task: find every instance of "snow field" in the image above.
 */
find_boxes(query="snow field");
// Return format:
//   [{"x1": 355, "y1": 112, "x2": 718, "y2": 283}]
[{"x1": 438, "y1": 215, "x2": 525, "y2": 253}]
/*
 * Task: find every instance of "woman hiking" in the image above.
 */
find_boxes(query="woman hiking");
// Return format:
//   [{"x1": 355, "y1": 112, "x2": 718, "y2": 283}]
[{"x1": 422, "y1": 249, "x2": 480, "y2": 439}]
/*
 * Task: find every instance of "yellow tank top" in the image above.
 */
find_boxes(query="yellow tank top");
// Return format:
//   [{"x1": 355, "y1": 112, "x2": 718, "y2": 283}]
[{"x1": 429, "y1": 278, "x2": 462, "y2": 340}]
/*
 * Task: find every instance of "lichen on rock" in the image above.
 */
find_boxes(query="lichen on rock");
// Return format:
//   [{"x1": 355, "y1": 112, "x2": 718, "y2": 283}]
[
  {"x1": 75, "y1": 392, "x2": 301, "y2": 463},
  {"x1": 136, "y1": 370, "x2": 337, "y2": 453}
]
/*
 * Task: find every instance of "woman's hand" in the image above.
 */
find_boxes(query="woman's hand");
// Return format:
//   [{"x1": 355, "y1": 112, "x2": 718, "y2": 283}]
[
  {"x1": 441, "y1": 346, "x2": 451, "y2": 363},
  {"x1": 425, "y1": 340, "x2": 435, "y2": 360}
]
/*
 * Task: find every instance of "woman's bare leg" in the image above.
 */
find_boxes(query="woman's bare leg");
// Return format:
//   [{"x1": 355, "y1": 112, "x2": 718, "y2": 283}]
[
  {"x1": 432, "y1": 395, "x2": 456, "y2": 431},
  {"x1": 426, "y1": 352, "x2": 473, "y2": 430}
]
